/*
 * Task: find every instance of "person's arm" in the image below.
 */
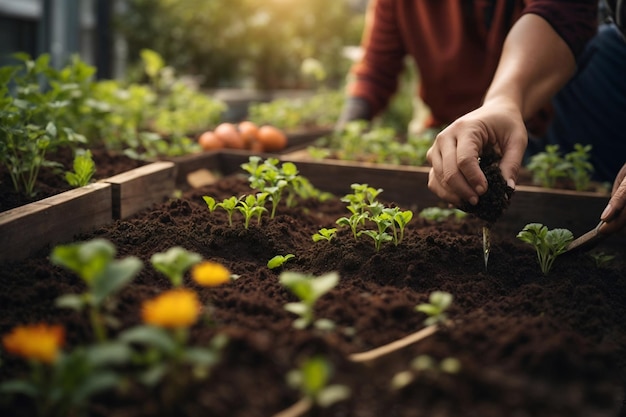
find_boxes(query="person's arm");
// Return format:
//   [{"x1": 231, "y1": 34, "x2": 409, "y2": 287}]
[{"x1": 427, "y1": 13, "x2": 577, "y2": 206}]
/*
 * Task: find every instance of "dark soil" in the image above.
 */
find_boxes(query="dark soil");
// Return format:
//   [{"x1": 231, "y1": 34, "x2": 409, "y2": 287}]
[{"x1": 1, "y1": 165, "x2": 625, "y2": 417}]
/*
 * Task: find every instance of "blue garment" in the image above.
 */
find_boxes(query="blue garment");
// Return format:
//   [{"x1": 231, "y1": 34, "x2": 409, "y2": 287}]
[{"x1": 537, "y1": 23, "x2": 626, "y2": 182}]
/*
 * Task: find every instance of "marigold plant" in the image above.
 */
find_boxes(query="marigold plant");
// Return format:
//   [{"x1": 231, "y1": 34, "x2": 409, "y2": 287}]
[
  {"x1": 142, "y1": 289, "x2": 201, "y2": 328},
  {"x1": 2, "y1": 324, "x2": 65, "y2": 364},
  {"x1": 192, "y1": 261, "x2": 231, "y2": 286}
]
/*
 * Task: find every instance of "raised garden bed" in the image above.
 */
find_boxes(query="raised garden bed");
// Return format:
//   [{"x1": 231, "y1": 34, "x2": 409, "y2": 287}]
[{"x1": 0, "y1": 150, "x2": 625, "y2": 417}]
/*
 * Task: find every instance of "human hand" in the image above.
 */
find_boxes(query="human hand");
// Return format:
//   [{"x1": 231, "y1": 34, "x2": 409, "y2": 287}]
[
  {"x1": 426, "y1": 100, "x2": 528, "y2": 206},
  {"x1": 599, "y1": 163, "x2": 626, "y2": 234}
]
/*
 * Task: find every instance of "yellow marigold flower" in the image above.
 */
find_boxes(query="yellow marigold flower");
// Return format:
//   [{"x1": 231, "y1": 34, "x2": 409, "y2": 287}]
[
  {"x1": 2, "y1": 324, "x2": 64, "y2": 364},
  {"x1": 192, "y1": 261, "x2": 231, "y2": 287},
  {"x1": 142, "y1": 289, "x2": 201, "y2": 328}
]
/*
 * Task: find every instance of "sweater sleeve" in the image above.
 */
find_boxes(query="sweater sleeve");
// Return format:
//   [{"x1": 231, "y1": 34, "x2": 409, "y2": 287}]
[
  {"x1": 347, "y1": 0, "x2": 407, "y2": 117},
  {"x1": 522, "y1": 0, "x2": 598, "y2": 60}
]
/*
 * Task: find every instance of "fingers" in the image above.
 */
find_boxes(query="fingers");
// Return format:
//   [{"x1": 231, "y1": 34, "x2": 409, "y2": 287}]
[
  {"x1": 599, "y1": 164, "x2": 626, "y2": 234},
  {"x1": 427, "y1": 123, "x2": 487, "y2": 207}
]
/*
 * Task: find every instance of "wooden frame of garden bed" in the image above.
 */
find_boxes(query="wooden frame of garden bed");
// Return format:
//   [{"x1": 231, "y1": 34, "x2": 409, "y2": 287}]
[{"x1": 1, "y1": 150, "x2": 623, "y2": 263}]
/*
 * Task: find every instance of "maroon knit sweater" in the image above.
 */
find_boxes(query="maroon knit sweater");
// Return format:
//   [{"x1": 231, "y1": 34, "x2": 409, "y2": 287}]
[{"x1": 349, "y1": 0, "x2": 598, "y2": 127}]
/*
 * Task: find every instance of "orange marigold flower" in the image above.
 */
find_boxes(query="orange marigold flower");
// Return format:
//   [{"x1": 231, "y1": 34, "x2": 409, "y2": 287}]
[
  {"x1": 2, "y1": 324, "x2": 64, "y2": 364},
  {"x1": 192, "y1": 261, "x2": 231, "y2": 287},
  {"x1": 142, "y1": 289, "x2": 201, "y2": 328}
]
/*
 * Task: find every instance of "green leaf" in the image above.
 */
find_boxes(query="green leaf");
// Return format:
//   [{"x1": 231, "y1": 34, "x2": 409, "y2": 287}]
[
  {"x1": 92, "y1": 257, "x2": 143, "y2": 305},
  {"x1": 267, "y1": 254, "x2": 295, "y2": 269},
  {"x1": 0, "y1": 380, "x2": 38, "y2": 397},
  {"x1": 317, "y1": 385, "x2": 351, "y2": 407},
  {"x1": 117, "y1": 325, "x2": 176, "y2": 353},
  {"x1": 50, "y1": 239, "x2": 116, "y2": 284},
  {"x1": 182, "y1": 347, "x2": 219, "y2": 366},
  {"x1": 73, "y1": 372, "x2": 120, "y2": 403},
  {"x1": 85, "y1": 342, "x2": 133, "y2": 367},
  {"x1": 150, "y1": 246, "x2": 202, "y2": 287},
  {"x1": 141, "y1": 49, "x2": 165, "y2": 79},
  {"x1": 55, "y1": 293, "x2": 86, "y2": 311},
  {"x1": 284, "y1": 302, "x2": 308, "y2": 316}
]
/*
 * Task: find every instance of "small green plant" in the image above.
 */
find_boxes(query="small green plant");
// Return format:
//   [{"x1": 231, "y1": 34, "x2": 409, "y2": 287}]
[
  {"x1": 565, "y1": 143, "x2": 594, "y2": 191},
  {"x1": 279, "y1": 271, "x2": 339, "y2": 330},
  {"x1": 526, "y1": 144, "x2": 572, "y2": 188},
  {"x1": 589, "y1": 251, "x2": 615, "y2": 268},
  {"x1": 267, "y1": 254, "x2": 295, "y2": 269},
  {"x1": 150, "y1": 246, "x2": 202, "y2": 287},
  {"x1": 415, "y1": 291, "x2": 453, "y2": 326},
  {"x1": 237, "y1": 194, "x2": 268, "y2": 229},
  {"x1": 65, "y1": 149, "x2": 96, "y2": 187},
  {"x1": 312, "y1": 228, "x2": 337, "y2": 242},
  {"x1": 391, "y1": 354, "x2": 461, "y2": 390},
  {"x1": 203, "y1": 195, "x2": 241, "y2": 226},
  {"x1": 285, "y1": 356, "x2": 351, "y2": 410},
  {"x1": 419, "y1": 207, "x2": 468, "y2": 222},
  {"x1": 516, "y1": 223, "x2": 573, "y2": 275},
  {"x1": 50, "y1": 239, "x2": 143, "y2": 341}
]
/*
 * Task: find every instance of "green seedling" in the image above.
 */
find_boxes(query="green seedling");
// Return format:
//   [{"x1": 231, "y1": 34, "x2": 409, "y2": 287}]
[
  {"x1": 312, "y1": 228, "x2": 337, "y2": 242},
  {"x1": 589, "y1": 251, "x2": 615, "y2": 268},
  {"x1": 526, "y1": 144, "x2": 572, "y2": 188},
  {"x1": 415, "y1": 291, "x2": 453, "y2": 326},
  {"x1": 203, "y1": 195, "x2": 241, "y2": 226},
  {"x1": 150, "y1": 246, "x2": 202, "y2": 287},
  {"x1": 516, "y1": 223, "x2": 573, "y2": 275},
  {"x1": 565, "y1": 143, "x2": 594, "y2": 191},
  {"x1": 279, "y1": 271, "x2": 339, "y2": 330},
  {"x1": 383, "y1": 207, "x2": 413, "y2": 245},
  {"x1": 237, "y1": 194, "x2": 268, "y2": 229},
  {"x1": 359, "y1": 208, "x2": 393, "y2": 252},
  {"x1": 65, "y1": 149, "x2": 96, "y2": 187},
  {"x1": 391, "y1": 355, "x2": 461, "y2": 390},
  {"x1": 51, "y1": 238, "x2": 143, "y2": 341},
  {"x1": 419, "y1": 207, "x2": 467, "y2": 222},
  {"x1": 268, "y1": 254, "x2": 295, "y2": 269},
  {"x1": 286, "y1": 356, "x2": 351, "y2": 409}
]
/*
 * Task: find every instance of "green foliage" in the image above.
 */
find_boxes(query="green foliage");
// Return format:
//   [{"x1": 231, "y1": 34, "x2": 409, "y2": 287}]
[
  {"x1": 312, "y1": 228, "x2": 338, "y2": 242},
  {"x1": 237, "y1": 194, "x2": 269, "y2": 229},
  {"x1": 0, "y1": 341, "x2": 134, "y2": 417},
  {"x1": 419, "y1": 207, "x2": 468, "y2": 222},
  {"x1": 318, "y1": 120, "x2": 437, "y2": 166},
  {"x1": 336, "y1": 183, "x2": 413, "y2": 251},
  {"x1": 279, "y1": 271, "x2": 339, "y2": 330},
  {"x1": 391, "y1": 355, "x2": 461, "y2": 390},
  {"x1": 0, "y1": 54, "x2": 88, "y2": 196},
  {"x1": 267, "y1": 254, "x2": 295, "y2": 269},
  {"x1": 248, "y1": 89, "x2": 345, "y2": 130},
  {"x1": 565, "y1": 144, "x2": 594, "y2": 191},
  {"x1": 51, "y1": 239, "x2": 143, "y2": 341},
  {"x1": 65, "y1": 149, "x2": 96, "y2": 187},
  {"x1": 516, "y1": 223, "x2": 573, "y2": 275},
  {"x1": 117, "y1": 0, "x2": 363, "y2": 89},
  {"x1": 589, "y1": 251, "x2": 615, "y2": 267},
  {"x1": 286, "y1": 356, "x2": 351, "y2": 408},
  {"x1": 415, "y1": 291, "x2": 453, "y2": 326},
  {"x1": 150, "y1": 246, "x2": 203, "y2": 287}
]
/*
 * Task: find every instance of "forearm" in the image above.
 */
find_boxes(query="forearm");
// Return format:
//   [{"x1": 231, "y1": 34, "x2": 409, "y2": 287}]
[{"x1": 483, "y1": 13, "x2": 577, "y2": 120}]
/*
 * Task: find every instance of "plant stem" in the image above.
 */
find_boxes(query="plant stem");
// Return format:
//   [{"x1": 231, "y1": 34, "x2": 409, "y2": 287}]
[{"x1": 349, "y1": 324, "x2": 440, "y2": 362}]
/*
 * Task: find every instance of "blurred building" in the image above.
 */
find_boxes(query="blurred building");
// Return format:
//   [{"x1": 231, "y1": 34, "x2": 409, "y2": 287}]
[{"x1": 0, "y1": 0, "x2": 125, "y2": 78}]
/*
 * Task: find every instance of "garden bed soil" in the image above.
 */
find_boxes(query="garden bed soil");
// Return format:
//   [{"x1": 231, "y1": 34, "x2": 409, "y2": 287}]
[{"x1": 1, "y1": 170, "x2": 625, "y2": 417}]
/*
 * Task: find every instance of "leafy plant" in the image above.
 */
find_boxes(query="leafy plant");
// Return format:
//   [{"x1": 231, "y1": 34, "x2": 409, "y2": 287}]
[
  {"x1": 50, "y1": 239, "x2": 143, "y2": 342},
  {"x1": 65, "y1": 149, "x2": 96, "y2": 187},
  {"x1": 516, "y1": 223, "x2": 573, "y2": 275},
  {"x1": 267, "y1": 254, "x2": 295, "y2": 269},
  {"x1": 526, "y1": 145, "x2": 572, "y2": 188},
  {"x1": 312, "y1": 228, "x2": 337, "y2": 242},
  {"x1": 203, "y1": 195, "x2": 240, "y2": 227},
  {"x1": 391, "y1": 354, "x2": 461, "y2": 390},
  {"x1": 0, "y1": 324, "x2": 133, "y2": 417},
  {"x1": 150, "y1": 246, "x2": 202, "y2": 287},
  {"x1": 565, "y1": 143, "x2": 594, "y2": 191},
  {"x1": 286, "y1": 356, "x2": 351, "y2": 410},
  {"x1": 419, "y1": 207, "x2": 468, "y2": 222},
  {"x1": 237, "y1": 194, "x2": 268, "y2": 229},
  {"x1": 415, "y1": 291, "x2": 453, "y2": 326},
  {"x1": 589, "y1": 251, "x2": 615, "y2": 268},
  {"x1": 279, "y1": 271, "x2": 339, "y2": 330}
]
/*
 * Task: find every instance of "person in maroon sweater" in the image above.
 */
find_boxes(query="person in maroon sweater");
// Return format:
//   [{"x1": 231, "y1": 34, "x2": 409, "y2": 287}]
[{"x1": 341, "y1": 0, "x2": 625, "y2": 235}]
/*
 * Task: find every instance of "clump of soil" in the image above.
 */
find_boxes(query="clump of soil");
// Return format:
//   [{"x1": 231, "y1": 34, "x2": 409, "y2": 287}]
[{"x1": 460, "y1": 147, "x2": 515, "y2": 224}]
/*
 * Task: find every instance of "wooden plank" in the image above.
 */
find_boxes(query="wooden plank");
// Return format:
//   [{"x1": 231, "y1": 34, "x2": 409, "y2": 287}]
[
  {"x1": 104, "y1": 161, "x2": 177, "y2": 219},
  {"x1": 0, "y1": 183, "x2": 112, "y2": 262}
]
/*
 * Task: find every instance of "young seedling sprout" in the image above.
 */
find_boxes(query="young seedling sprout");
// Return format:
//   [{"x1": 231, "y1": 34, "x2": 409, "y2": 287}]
[
  {"x1": 276, "y1": 356, "x2": 350, "y2": 417},
  {"x1": 415, "y1": 291, "x2": 453, "y2": 326},
  {"x1": 517, "y1": 223, "x2": 573, "y2": 275},
  {"x1": 51, "y1": 238, "x2": 143, "y2": 341},
  {"x1": 150, "y1": 246, "x2": 202, "y2": 287},
  {"x1": 268, "y1": 254, "x2": 295, "y2": 269},
  {"x1": 312, "y1": 228, "x2": 337, "y2": 242},
  {"x1": 279, "y1": 271, "x2": 339, "y2": 330},
  {"x1": 203, "y1": 195, "x2": 241, "y2": 227},
  {"x1": 65, "y1": 149, "x2": 96, "y2": 187},
  {"x1": 565, "y1": 143, "x2": 594, "y2": 191},
  {"x1": 391, "y1": 355, "x2": 461, "y2": 390}
]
